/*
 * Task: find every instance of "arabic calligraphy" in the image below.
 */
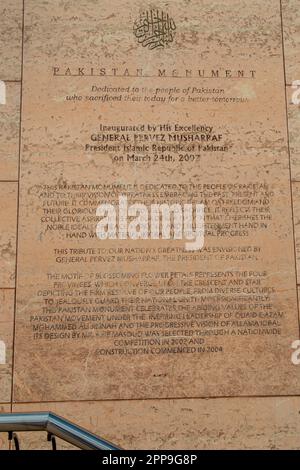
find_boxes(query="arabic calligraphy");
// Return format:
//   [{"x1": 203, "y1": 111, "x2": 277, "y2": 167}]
[{"x1": 133, "y1": 9, "x2": 176, "y2": 50}]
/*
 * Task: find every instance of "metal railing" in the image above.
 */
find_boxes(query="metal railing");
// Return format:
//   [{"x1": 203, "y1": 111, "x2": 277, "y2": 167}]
[{"x1": 0, "y1": 412, "x2": 120, "y2": 450}]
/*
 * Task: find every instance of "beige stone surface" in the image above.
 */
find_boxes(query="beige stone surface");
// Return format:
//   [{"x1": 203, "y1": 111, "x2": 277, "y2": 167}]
[
  {"x1": 0, "y1": 82, "x2": 20, "y2": 181},
  {"x1": 0, "y1": 289, "x2": 14, "y2": 403},
  {"x1": 0, "y1": 0, "x2": 23, "y2": 81},
  {"x1": 12, "y1": 397, "x2": 300, "y2": 449},
  {"x1": 0, "y1": 0, "x2": 298, "y2": 452},
  {"x1": 12, "y1": 0, "x2": 300, "y2": 402},
  {"x1": 0, "y1": 183, "x2": 17, "y2": 288},
  {"x1": 287, "y1": 86, "x2": 300, "y2": 181},
  {"x1": 282, "y1": 0, "x2": 300, "y2": 85},
  {"x1": 0, "y1": 404, "x2": 11, "y2": 450}
]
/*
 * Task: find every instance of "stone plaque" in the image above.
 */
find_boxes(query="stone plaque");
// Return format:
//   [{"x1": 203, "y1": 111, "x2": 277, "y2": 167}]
[{"x1": 13, "y1": 0, "x2": 300, "y2": 402}]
